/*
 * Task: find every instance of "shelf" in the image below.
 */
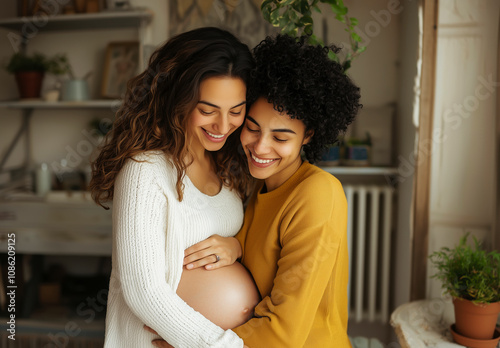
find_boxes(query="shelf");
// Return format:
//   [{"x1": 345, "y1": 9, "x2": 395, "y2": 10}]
[
  {"x1": 0, "y1": 99, "x2": 121, "y2": 109},
  {"x1": 0, "y1": 9, "x2": 152, "y2": 32},
  {"x1": 0, "y1": 196, "x2": 112, "y2": 256},
  {"x1": 0, "y1": 234, "x2": 112, "y2": 256},
  {"x1": 0, "y1": 315, "x2": 105, "y2": 342},
  {"x1": 319, "y1": 166, "x2": 399, "y2": 176}
]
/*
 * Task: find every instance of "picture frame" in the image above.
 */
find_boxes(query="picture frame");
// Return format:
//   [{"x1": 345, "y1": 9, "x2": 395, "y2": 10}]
[{"x1": 101, "y1": 41, "x2": 139, "y2": 99}]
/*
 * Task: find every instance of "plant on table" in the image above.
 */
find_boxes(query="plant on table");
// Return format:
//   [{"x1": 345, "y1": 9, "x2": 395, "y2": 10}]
[{"x1": 429, "y1": 233, "x2": 500, "y2": 345}]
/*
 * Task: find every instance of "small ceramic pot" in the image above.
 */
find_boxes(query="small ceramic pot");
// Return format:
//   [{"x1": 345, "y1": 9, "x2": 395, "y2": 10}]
[
  {"x1": 61, "y1": 79, "x2": 90, "y2": 101},
  {"x1": 44, "y1": 89, "x2": 60, "y2": 102}
]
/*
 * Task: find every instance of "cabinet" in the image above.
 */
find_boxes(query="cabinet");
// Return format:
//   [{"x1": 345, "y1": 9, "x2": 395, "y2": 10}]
[{"x1": 0, "y1": 9, "x2": 151, "y2": 345}]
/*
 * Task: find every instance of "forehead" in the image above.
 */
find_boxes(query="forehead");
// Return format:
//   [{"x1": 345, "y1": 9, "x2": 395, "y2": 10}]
[
  {"x1": 198, "y1": 76, "x2": 246, "y2": 103},
  {"x1": 249, "y1": 98, "x2": 306, "y2": 131}
]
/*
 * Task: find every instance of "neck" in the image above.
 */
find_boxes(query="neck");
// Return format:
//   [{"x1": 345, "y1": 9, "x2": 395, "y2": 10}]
[
  {"x1": 185, "y1": 137, "x2": 209, "y2": 166},
  {"x1": 264, "y1": 157, "x2": 303, "y2": 192}
]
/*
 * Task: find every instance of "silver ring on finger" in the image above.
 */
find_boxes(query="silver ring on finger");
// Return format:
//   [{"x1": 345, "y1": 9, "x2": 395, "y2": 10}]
[{"x1": 214, "y1": 254, "x2": 220, "y2": 263}]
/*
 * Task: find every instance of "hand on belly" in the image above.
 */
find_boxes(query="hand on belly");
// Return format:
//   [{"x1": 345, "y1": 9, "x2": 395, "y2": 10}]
[{"x1": 176, "y1": 262, "x2": 260, "y2": 330}]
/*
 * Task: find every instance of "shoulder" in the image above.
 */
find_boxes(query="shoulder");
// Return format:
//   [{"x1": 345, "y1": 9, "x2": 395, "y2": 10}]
[
  {"x1": 118, "y1": 151, "x2": 177, "y2": 187},
  {"x1": 122, "y1": 151, "x2": 175, "y2": 174},
  {"x1": 279, "y1": 163, "x2": 347, "y2": 242},
  {"x1": 294, "y1": 163, "x2": 345, "y2": 202},
  {"x1": 280, "y1": 163, "x2": 347, "y2": 222},
  {"x1": 127, "y1": 150, "x2": 169, "y2": 167}
]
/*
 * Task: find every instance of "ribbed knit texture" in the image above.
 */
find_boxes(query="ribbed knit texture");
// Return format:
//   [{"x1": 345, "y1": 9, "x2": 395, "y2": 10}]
[{"x1": 104, "y1": 151, "x2": 245, "y2": 348}]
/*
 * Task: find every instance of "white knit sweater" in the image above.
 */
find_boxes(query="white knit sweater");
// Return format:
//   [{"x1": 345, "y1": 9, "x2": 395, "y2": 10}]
[{"x1": 103, "y1": 152, "x2": 245, "y2": 348}]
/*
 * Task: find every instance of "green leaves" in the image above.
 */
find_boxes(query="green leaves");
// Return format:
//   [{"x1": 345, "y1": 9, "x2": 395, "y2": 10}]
[
  {"x1": 429, "y1": 233, "x2": 500, "y2": 304},
  {"x1": 45, "y1": 53, "x2": 73, "y2": 76},
  {"x1": 261, "y1": 0, "x2": 273, "y2": 21},
  {"x1": 5, "y1": 52, "x2": 73, "y2": 76},
  {"x1": 330, "y1": 3, "x2": 347, "y2": 16},
  {"x1": 260, "y1": 0, "x2": 366, "y2": 72},
  {"x1": 6, "y1": 52, "x2": 47, "y2": 73}
]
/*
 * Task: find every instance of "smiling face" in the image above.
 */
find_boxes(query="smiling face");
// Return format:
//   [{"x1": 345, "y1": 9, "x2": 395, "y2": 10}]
[
  {"x1": 240, "y1": 97, "x2": 312, "y2": 192},
  {"x1": 187, "y1": 76, "x2": 246, "y2": 154}
]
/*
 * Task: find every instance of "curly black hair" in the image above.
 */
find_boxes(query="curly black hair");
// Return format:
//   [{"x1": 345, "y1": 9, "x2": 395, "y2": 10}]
[{"x1": 248, "y1": 34, "x2": 361, "y2": 162}]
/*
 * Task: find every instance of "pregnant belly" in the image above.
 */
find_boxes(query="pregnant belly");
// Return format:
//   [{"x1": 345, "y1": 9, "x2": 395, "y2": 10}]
[{"x1": 176, "y1": 262, "x2": 260, "y2": 330}]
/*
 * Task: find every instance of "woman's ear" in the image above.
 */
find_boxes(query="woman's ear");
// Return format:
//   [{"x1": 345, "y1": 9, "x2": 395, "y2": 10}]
[{"x1": 303, "y1": 130, "x2": 314, "y2": 145}]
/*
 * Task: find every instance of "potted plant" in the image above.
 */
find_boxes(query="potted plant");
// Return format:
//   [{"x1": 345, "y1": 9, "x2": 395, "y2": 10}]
[
  {"x1": 429, "y1": 233, "x2": 500, "y2": 347},
  {"x1": 342, "y1": 133, "x2": 371, "y2": 166},
  {"x1": 318, "y1": 142, "x2": 341, "y2": 166},
  {"x1": 5, "y1": 52, "x2": 72, "y2": 99}
]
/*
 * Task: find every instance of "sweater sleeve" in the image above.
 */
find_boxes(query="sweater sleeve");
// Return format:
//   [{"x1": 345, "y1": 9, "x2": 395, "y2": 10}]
[
  {"x1": 113, "y1": 157, "x2": 243, "y2": 348},
  {"x1": 233, "y1": 175, "x2": 347, "y2": 347}
]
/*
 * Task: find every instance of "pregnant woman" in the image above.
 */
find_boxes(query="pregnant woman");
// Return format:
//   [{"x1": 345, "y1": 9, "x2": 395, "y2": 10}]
[
  {"x1": 151, "y1": 34, "x2": 361, "y2": 347},
  {"x1": 89, "y1": 27, "x2": 259, "y2": 348}
]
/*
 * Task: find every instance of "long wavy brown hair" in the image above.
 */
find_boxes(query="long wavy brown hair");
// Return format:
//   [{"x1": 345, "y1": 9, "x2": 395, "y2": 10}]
[{"x1": 89, "y1": 27, "x2": 255, "y2": 209}]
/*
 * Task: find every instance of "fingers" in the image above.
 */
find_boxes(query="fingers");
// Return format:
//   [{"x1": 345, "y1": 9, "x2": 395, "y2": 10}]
[
  {"x1": 184, "y1": 238, "x2": 213, "y2": 257},
  {"x1": 184, "y1": 235, "x2": 228, "y2": 270},
  {"x1": 183, "y1": 249, "x2": 216, "y2": 266},
  {"x1": 143, "y1": 325, "x2": 159, "y2": 335},
  {"x1": 185, "y1": 253, "x2": 225, "y2": 270},
  {"x1": 144, "y1": 325, "x2": 173, "y2": 347},
  {"x1": 152, "y1": 339, "x2": 174, "y2": 348},
  {"x1": 183, "y1": 235, "x2": 240, "y2": 270}
]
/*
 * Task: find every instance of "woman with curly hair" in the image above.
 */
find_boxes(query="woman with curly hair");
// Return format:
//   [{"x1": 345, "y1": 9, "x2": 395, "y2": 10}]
[
  {"x1": 151, "y1": 34, "x2": 361, "y2": 347},
  {"x1": 89, "y1": 27, "x2": 259, "y2": 348}
]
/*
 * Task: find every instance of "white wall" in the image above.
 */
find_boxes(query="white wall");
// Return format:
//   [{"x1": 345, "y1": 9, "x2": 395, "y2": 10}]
[
  {"x1": 314, "y1": 0, "x2": 406, "y2": 171},
  {"x1": 427, "y1": 0, "x2": 499, "y2": 299},
  {"x1": 314, "y1": 0, "x2": 400, "y2": 107}
]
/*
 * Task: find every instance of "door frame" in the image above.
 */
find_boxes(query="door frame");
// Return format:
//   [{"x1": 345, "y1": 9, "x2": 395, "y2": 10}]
[{"x1": 410, "y1": 0, "x2": 439, "y2": 301}]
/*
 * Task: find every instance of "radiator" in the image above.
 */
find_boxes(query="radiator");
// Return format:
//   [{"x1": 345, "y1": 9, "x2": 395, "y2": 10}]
[{"x1": 344, "y1": 185, "x2": 394, "y2": 323}]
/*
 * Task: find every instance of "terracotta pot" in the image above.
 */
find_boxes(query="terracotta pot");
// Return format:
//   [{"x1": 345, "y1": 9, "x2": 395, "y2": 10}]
[
  {"x1": 86, "y1": 0, "x2": 100, "y2": 13},
  {"x1": 450, "y1": 325, "x2": 500, "y2": 348},
  {"x1": 453, "y1": 297, "x2": 500, "y2": 340},
  {"x1": 15, "y1": 71, "x2": 44, "y2": 99},
  {"x1": 74, "y1": 0, "x2": 86, "y2": 12}
]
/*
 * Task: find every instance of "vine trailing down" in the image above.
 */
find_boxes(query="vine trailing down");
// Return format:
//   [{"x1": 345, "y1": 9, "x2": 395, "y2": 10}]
[{"x1": 260, "y1": 0, "x2": 366, "y2": 71}]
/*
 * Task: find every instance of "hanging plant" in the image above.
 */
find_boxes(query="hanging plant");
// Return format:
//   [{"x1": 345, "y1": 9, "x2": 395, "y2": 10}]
[{"x1": 261, "y1": 0, "x2": 366, "y2": 71}]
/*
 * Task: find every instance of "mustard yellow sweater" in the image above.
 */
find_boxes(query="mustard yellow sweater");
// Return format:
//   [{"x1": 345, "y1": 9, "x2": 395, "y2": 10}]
[{"x1": 233, "y1": 162, "x2": 351, "y2": 348}]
